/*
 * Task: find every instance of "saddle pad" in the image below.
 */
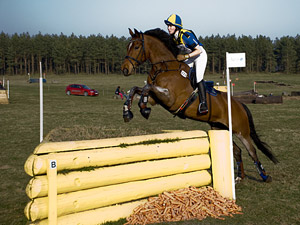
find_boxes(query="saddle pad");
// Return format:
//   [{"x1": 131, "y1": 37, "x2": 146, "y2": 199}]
[{"x1": 188, "y1": 68, "x2": 219, "y2": 97}]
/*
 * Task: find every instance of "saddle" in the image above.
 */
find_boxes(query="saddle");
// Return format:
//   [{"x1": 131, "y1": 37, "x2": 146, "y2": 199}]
[
  {"x1": 189, "y1": 68, "x2": 218, "y2": 96},
  {"x1": 174, "y1": 68, "x2": 219, "y2": 118}
]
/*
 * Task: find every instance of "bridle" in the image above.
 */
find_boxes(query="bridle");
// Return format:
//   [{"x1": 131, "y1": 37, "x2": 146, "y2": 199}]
[
  {"x1": 124, "y1": 33, "x2": 146, "y2": 70},
  {"x1": 124, "y1": 33, "x2": 183, "y2": 82}
]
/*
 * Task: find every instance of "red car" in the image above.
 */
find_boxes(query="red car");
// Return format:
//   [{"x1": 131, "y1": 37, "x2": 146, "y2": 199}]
[{"x1": 65, "y1": 84, "x2": 99, "y2": 96}]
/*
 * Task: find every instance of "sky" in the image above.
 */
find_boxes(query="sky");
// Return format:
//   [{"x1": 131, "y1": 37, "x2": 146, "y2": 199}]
[{"x1": 0, "y1": 0, "x2": 299, "y2": 40}]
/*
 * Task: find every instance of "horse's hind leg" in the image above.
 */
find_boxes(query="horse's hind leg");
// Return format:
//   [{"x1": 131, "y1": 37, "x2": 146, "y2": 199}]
[
  {"x1": 236, "y1": 134, "x2": 272, "y2": 182},
  {"x1": 233, "y1": 141, "x2": 245, "y2": 183},
  {"x1": 210, "y1": 125, "x2": 245, "y2": 182}
]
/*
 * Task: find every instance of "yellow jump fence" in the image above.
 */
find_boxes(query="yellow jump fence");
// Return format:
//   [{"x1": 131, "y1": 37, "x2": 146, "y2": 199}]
[
  {"x1": 0, "y1": 90, "x2": 9, "y2": 104},
  {"x1": 24, "y1": 130, "x2": 233, "y2": 225}
]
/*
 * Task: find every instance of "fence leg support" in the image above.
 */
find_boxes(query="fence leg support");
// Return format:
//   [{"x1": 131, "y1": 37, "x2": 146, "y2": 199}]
[
  {"x1": 47, "y1": 158, "x2": 57, "y2": 225},
  {"x1": 209, "y1": 130, "x2": 234, "y2": 200}
]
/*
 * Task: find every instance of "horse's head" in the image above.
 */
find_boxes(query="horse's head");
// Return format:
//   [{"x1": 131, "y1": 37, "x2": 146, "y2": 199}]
[{"x1": 121, "y1": 29, "x2": 147, "y2": 76}]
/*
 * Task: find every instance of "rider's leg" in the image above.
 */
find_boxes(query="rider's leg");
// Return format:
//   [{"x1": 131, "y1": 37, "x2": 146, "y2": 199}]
[
  {"x1": 197, "y1": 80, "x2": 208, "y2": 114},
  {"x1": 188, "y1": 46, "x2": 208, "y2": 114}
]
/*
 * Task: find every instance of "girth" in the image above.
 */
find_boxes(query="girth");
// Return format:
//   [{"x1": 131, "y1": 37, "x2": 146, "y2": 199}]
[
  {"x1": 173, "y1": 88, "x2": 198, "y2": 118},
  {"x1": 173, "y1": 78, "x2": 217, "y2": 119}
]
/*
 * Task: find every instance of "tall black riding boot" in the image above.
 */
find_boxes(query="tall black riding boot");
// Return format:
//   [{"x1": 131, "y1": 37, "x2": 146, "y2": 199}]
[{"x1": 197, "y1": 80, "x2": 208, "y2": 114}]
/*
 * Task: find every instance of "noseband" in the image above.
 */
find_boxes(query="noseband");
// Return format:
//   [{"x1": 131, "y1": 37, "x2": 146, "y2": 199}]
[{"x1": 125, "y1": 33, "x2": 146, "y2": 69}]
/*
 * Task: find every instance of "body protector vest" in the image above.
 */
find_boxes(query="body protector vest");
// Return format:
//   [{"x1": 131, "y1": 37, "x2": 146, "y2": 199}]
[{"x1": 173, "y1": 29, "x2": 203, "y2": 55}]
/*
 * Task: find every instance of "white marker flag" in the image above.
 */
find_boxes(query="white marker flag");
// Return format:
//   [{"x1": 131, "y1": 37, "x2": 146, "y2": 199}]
[
  {"x1": 225, "y1": 52, "x2": 246, "y2": 200},
  {"x1": 227, "y1": 53, "x2": 246, "y2": 68}
]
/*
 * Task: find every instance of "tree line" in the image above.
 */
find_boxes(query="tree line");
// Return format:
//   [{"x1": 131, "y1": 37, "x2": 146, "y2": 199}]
[
  {"x1": 200, "y1": 34, "x2": 300, "y2": 74},
  {"x1": 0, "y1": 31, "x2": 299, "y2": 76},
  {"x1": 0, "y1": 32, "x2": 128, "y2": 76}
]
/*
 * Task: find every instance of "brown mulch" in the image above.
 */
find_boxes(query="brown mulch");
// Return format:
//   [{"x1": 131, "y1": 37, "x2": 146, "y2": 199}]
[{"x1": 125, "y1": 186, "x2": 242, "y2": 224}]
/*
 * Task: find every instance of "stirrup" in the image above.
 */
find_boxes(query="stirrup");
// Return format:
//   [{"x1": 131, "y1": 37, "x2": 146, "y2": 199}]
[{"x1": 198, "y1": 102, "x2": 208, "y2": 115}]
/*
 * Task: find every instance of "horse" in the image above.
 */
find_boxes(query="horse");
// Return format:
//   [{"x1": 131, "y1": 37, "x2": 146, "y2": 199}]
[{"x1": 121, "y1": 28, "x2": 279, "y2": 182}]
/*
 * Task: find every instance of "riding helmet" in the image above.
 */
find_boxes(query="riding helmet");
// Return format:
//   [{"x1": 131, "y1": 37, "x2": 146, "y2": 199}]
[{"x1": 164, "y1": 14, "x2": 183, "y2": 29}]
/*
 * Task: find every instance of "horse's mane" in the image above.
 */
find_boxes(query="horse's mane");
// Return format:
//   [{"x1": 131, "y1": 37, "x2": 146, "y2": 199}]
[{"x1": 144, "y1": 28, "x2": 179, "y2": 57}]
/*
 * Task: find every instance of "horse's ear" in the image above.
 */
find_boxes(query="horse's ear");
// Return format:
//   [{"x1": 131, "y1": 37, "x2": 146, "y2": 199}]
[
  {"x1": 134, "y1": 29, "x2": 140, "y2": 36},
  {"x1": 129, "y1": 28, "x2": 134, "y2": 37}
]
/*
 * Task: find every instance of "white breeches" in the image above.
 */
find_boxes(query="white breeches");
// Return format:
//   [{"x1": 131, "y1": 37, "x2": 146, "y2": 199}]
[{"x1": 185, "y1": 46, "x2": 207, "y2": 83}]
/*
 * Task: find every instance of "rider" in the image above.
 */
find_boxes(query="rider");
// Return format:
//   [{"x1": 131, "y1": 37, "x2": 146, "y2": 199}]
[
  {"x1": 115, "y1": 86, "x2": 124, "y2": 100},
  {"x1": 164, "y1": 14, "x2": 208, "y2": 114}
]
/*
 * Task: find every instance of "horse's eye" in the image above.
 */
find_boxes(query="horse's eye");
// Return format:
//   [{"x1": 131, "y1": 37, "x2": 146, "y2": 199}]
[{"x1": 134, "y1": 46, "x2": 140, "y2": 50}]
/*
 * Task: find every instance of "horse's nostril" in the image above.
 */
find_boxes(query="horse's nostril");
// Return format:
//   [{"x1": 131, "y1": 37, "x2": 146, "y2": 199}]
[{"x1": 123, "y1": 68, "x2": 129, "y2": 76}]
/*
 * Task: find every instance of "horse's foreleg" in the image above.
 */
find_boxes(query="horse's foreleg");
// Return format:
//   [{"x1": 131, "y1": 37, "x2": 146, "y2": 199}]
[
  {"x1": 138, "y1": 84, "x2": 174, "y2": 119},
  {"x1": 123, "y1": 86, "x2": 143, "y2": 122},
  {"x1": 138, "y1": 84, "x2": 153, "y2": 119}
]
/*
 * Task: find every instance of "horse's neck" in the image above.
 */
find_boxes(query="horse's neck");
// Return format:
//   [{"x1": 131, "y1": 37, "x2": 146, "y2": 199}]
[
  {"x1": 146, "y1": 36, "x2": 176, "y2": 64},
  {"x1": 146, "y1": 36, "x2": 190, "y2": 73}
]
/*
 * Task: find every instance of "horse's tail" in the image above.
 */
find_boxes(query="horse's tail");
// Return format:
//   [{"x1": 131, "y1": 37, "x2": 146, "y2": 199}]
[{"x1": 241, "y1": 103, "x2": 279, "y2": 164}]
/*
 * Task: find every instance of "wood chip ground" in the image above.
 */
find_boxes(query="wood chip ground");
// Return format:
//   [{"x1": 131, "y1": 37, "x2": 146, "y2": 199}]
[{"x1": 125, "y1": 186, "x2": 242, "y2": 224}]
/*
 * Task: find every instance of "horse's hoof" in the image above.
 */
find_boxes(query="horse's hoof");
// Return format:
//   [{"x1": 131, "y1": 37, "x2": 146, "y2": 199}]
[
  {"x1": 264, "y1": 175, "x2": 272, "y2": 183},
  {"x1": 123, "y1": 110, "x2": 133, "y2": 122},
  {"x1": 235, "y1": 177, "x2": 243, "y2": 184},
  {"x1": 140, "y1": 108, "x2": 151, "y2": 119}
]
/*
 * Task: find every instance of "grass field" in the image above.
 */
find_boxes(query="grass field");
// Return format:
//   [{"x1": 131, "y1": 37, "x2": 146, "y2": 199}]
[{"x1": 0, "y1": 72, "x2": 300, "y2": 225}]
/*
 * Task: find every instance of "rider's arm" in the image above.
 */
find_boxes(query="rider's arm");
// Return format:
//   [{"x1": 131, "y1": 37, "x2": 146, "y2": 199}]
[
  {"x1": 187, "y1": 45, "x2": 202, "y2": 58},
  {"x1": 177, "y1": 32, "x2": 203, "y2": 61},
  {"x1": 178, "y1": 45, "x2": 201, "y2": 61}
]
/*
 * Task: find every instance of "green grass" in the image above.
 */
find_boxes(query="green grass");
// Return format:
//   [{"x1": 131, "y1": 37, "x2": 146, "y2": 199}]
[{"x1": 0, "y1": 73, "x2": 300, "y2": 224}]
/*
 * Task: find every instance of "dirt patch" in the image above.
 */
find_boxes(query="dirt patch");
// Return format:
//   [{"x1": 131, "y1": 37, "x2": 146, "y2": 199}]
[
  {"x1": 0, "y1": 165, "x2": 14, "y2": 170},
  {"x1": 283, "y1": 96, "x2": 300, "y2": 100},
  {"x1": 255, "y1": 80, "x2": 291, "y2": 86}
]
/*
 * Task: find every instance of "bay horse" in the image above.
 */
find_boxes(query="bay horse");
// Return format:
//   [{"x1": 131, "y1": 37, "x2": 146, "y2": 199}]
[{"x1": 121, "y1": 28, "x2": 278, "y2": 182}]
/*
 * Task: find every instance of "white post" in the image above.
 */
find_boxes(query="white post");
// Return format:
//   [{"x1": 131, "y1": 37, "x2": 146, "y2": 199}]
[
  {"x1": 226, "y1": 52, "x2": 246, "y2": 200},
  {"x1": 39, "y1": 62, "x2": 43, "y2": 143},
  {"x1": 225, "y1": 52, "x2": 236, "y2": 200},
  {"x1": 7, "y1": 80, "x2": 9, "y2": 99},
  {"x1": 2, "y1": 76, "x2": 4, "y2": 88}
]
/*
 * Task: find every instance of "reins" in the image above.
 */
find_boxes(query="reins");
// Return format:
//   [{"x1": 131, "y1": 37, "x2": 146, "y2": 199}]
[{"x1": 149, "y1": 60, "x2": 183, "y2": 83}]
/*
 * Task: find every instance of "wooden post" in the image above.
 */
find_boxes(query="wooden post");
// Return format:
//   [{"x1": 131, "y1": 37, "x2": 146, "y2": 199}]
[
  {"x1": 209, "y1": 130, "x2": 234, "y2": 200},
  {"x1": 47, "y1": 158, "x2": 57, "y2": 225}
]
